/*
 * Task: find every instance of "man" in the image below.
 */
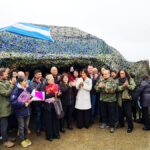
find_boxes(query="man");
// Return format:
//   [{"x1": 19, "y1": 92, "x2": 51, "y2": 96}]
[
  {"x1": 95, "y1": 70, "x2": 117, "y2": 133},
  {"x1": 50, "y1": 66, "x2": 61, "y2": 84},
  {"x1": 30, "y1": 70, "x2": 46, "y2": 136},
  {"x1": 87, "y1": 65, "x2": 99, "y2": 124},
  {"x1": 0, "y1": 68, "x2": 16, "y2": 148}
]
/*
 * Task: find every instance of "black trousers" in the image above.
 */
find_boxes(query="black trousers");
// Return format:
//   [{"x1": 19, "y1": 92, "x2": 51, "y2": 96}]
[
  {"x1": 118, "y1": 100, "x2": 133, "y2": 129},
  {"x1": 131, "y1": 100, "x2": 137, "y2": 120},
  {"x1": 142, "y1": 107, "x2": 150, "y2": 128},
  {"x1": 44, "y1": 108, "x2": 59, "y2": 139},
  {"x1": 76, "y1": 109, "x2": 91, "y2": 129},
  {"x1": 60, "y1": 105, "x2": 74, "y2": 129},
  {"x1": 101, "y1": 101, "x2": 116, "y2": 127}
]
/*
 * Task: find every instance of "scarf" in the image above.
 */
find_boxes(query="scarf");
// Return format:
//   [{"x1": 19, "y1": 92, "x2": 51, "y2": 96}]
[{"x1": 119, "y1": 77, "x2": 127, "y2": 85}]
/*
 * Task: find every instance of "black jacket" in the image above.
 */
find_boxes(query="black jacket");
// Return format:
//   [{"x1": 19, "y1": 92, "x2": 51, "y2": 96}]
[
  {"x1": 134, "y1": 80, "x2": 150, "y2": 107},
  {"x1": 30, "y1": 77, "x2": 46, "y2": 105},
  {"x1": 30, "y1": 77, "x2": 46, "y2": 91},
  {"x1": 43, "y1": 92, "x2": 55, "y2": 112},
  {"x1": 90, "y1": 73, "x2": 100, "y2": 95},
  {"x1": 59, "y1": 83, "x2": 75, "y2": 106},
  {"x1": 43, "y1": 83, "x2": 61, "y2": 111}
]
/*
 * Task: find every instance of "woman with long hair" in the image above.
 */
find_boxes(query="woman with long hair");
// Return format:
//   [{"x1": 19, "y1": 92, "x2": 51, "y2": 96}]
[
  {"x1": 59, "y1": 73, "x2": 75, "y2": 133},
  {"x1": 116, "y1": 69, "x2": 136, "y2": 133}
]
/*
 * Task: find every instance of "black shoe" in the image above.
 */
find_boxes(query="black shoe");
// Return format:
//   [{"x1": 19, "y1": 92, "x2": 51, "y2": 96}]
[
  {"x1": 55, "y1": 135, "x2": 60, "y2": 139},
  {"x1": 136, "y1": 119, "x2": 143, "y2": 124},
  {"x1": 90, "y1": 120, "x2": 94, "y2": 125},
  {"x1": 143, "y1": 127, "x2": 150, "y2": 131},
  {"x1": 47, "y1": 137, "x2": 53, "y2": 142},
  {"x1": 60, "y1": 128, "x2": 66, "y2": 133},
  {"x1": 68, "y1": 125, "x2": 73, "y2": 130},
  {"x1": 127, "y1": 128, "x2": 133, "y2": 133},
  {"x1": 116, "y1": 124, "x2": 124, "y2": 128}
]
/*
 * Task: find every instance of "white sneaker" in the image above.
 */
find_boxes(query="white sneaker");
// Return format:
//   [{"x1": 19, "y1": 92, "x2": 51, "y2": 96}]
[
  {"x1": 100, "y1": 123, "x2": 107, "y2": 129},
  {"x1": 110, "y1": 127, "x2": 115, "y2": 133},
  {"x1": 0, "y1": 136, "x2": 2, "y2": 140}
]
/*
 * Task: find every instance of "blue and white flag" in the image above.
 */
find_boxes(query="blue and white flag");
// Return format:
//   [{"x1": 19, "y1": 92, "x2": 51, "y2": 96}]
[{"x1": 0, "y1": 22, "x2": 53, "y2": 41}]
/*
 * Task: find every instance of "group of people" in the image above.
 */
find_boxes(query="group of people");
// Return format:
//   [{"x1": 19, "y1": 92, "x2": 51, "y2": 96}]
[{"x1": 0, "y1": 65, "x2": 150, "y2": 148}]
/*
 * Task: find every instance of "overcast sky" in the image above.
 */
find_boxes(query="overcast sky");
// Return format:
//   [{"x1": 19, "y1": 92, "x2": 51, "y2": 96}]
[{"x1": 0, "y1": 0, "x2": 150, "y2": 63}]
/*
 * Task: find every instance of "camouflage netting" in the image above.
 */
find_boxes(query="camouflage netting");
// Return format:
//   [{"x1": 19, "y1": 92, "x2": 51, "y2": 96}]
[{"x1": 0, "y1": 24, "x2": 149, "y2": 82}]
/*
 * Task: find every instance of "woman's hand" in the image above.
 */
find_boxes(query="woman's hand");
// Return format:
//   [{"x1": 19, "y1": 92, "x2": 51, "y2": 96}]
[
  {"x1": 79, "y1": 82, "x2": 84, "y2": 87},
  {"x1": 58, "y1": 90, "x2": 62, "y2": 96}
]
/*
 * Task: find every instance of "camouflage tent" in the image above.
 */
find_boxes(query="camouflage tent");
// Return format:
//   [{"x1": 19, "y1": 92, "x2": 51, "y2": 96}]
[{"x1": 0, "y1": 23, "x2": 149, "y2": 80}]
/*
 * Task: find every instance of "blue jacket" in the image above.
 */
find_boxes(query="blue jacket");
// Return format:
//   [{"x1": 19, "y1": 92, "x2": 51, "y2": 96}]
[{"x1": 10, "y1": 85, "x2": 32, "y2": 118}]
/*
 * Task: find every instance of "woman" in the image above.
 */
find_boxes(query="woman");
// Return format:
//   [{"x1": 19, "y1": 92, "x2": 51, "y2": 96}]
[
  {"x1": 134, "y1": 74, "x2": 150, "y2": 130},
  {"x1": 10, "y1": 76, "x2": 32, "y2": 148},
  {"x1": 44, "y1": 74, "x2": 61, "y2": 142},
  {"x1": 59, "y1": 73, "x2": 75, "y2": 133},
  {"x1": 116, "y1": 70, "x2": 136, "y2": 133},
  {"x1": 75, "y1": 69, "x2": 92, "y2": 129}
]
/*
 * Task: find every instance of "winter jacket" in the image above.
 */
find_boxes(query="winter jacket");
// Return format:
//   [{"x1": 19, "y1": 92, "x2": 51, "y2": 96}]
[
  {"x1": 10, "y1": 84, "x2": 32, "y2": 118},
  {"x1": 30, "y1": 77, "x2": 46, "y2": 105},
  {"x1": 0, "y1": 79, "x2": 14, "y2": 118},
  {"x1": 30, "y1": 77, "x2": 46, "y2": 92},
  {"x1": 116, "y1": 78, "x2": 136, "y2": 107},
  {"x1": 75, "y1": 77, "x2": 92, "y2": 110},
  {"x1": 134, "y1": 80, "x2": 150, "y2": 107},
  {"x1": 59, "y1": 83, "x2": 75, "y2": 106},
  {"x1": 95, "y1": 77, "x2": 117, "y2": 102}
]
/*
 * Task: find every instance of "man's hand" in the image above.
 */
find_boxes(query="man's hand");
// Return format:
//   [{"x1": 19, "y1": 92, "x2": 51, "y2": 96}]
[
  {"x1": 10, "y1": 77, "x2": 16, "y2": 85},
  {"x1": 95, "y1": 74, "x2": 98, "y2": 80},
  {"x1": 98, "y1": 82, "x2": 105, "y2": 88},
  {"x1": 36, "y1": 78, "x2": 41, "y2": 83}
]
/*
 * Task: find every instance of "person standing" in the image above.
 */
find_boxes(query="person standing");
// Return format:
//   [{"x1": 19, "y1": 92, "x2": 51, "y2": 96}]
[
  {"x1": 75, "y1": 69, "x2": 92, "y2": 129},
  {"x1": 59, "y1": 73, "x2": 75, "y2": 133},
  {"x1": 30, "y1": 70, "x2": 46, "y2": 136},
  {"x1": 95, "y1": 70, "x2": 117, "y2": 133},
  {"x1": 0, "y1": 68, "x2": 16, "y2": 148},
  {"x1": 88, "y1": 65, "x2": 99, "y2": 124},
  {"x1": 116, "y1": 70, "x2": 136, "y2": 133},
  {"x1": 134, "y1": 74, "x2": 150, "y2": 130},
  {"x1": 10, "y1": 76, "x2": 32, "y2": 148},
  {"x1": 50, "y1": 66, "x2": 61, "y2": 84},
  {"x1": 44, "y1": 74, "x2": 61, "y2": 142}
]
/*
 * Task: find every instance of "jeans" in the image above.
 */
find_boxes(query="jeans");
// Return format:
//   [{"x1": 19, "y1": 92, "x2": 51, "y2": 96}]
[
  {"x1": 17, "y1": 116, "x2": 30, "y2": 141},
  {"x1": 0, "y1": 117, "x2": 8, "y2": 142},
  {"x1": 35, "y1": 105, "x2": 45, "y2": 131},
  {"x1": 91, "y1": 94, "x2": 97, "y2": 122}
]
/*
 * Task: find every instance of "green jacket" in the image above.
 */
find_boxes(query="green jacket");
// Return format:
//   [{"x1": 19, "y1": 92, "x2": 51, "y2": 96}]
[
  {"x1": 95, "y1": 77, "x2": 117, "y2": 102},
  {"x1": 0, "y1": 80, "x2": 14, "y2": 118},
  {"x1": 116, "y1": 78, "x2": 136, "y2": 107}
]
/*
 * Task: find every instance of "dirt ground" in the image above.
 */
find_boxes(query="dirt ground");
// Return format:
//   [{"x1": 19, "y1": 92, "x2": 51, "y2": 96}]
[{"x1": 0, "y1": 121, "x2": 150, "y2": 150}]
